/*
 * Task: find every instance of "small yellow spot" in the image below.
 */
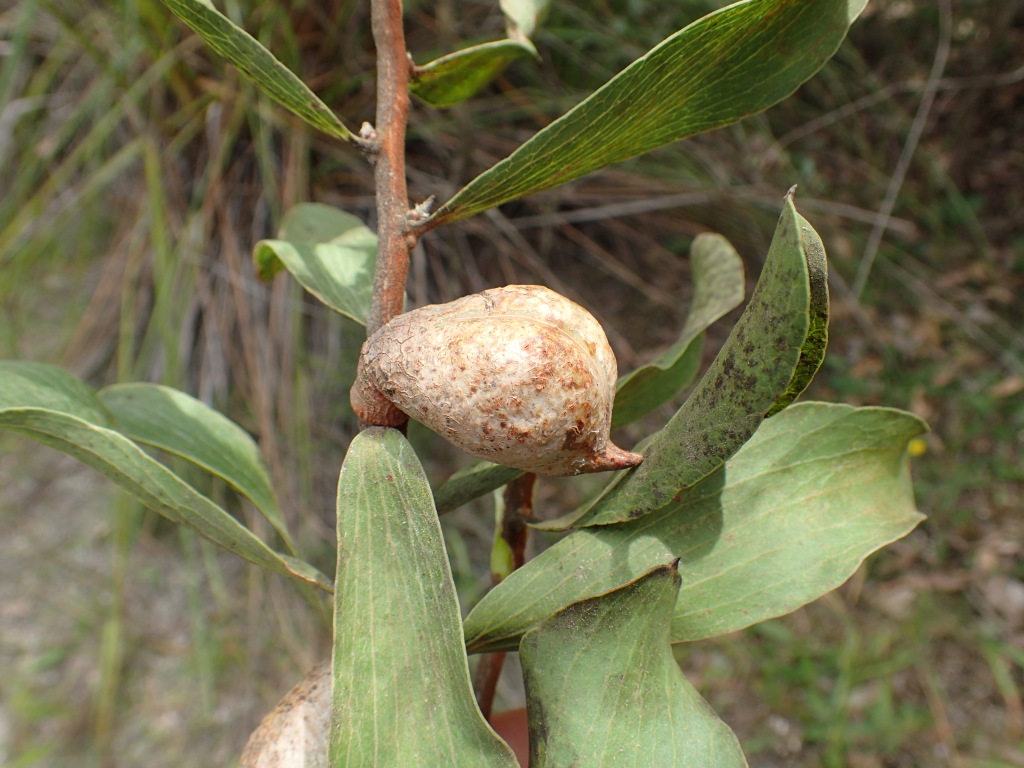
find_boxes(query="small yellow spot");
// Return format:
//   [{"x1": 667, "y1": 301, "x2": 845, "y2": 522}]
[{"x1": 908, "y1": 438, "x2": 927, "y2": 457}]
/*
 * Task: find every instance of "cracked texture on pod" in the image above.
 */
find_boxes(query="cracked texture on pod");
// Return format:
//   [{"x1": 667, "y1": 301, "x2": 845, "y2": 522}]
[{"x1": 351, "y1": 285, "x2": 643, "y2": 476}]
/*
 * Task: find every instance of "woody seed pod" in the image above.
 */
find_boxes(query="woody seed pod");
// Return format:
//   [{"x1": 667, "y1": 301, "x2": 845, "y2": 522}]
[{"x1": 351, "y1": 285, "x2": 643, "y2": 476}]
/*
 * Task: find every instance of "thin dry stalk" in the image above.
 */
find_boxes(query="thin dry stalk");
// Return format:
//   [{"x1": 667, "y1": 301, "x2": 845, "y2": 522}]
[{"x1": 851, "y1": 0, "x2": 952, "y2": 299}]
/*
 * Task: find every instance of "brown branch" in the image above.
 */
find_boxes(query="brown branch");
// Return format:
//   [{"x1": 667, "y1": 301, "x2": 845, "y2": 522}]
[
  {"x1": 474, "y1": 473, "x2": 537, "y2": 719},
  {"x1": 498, "y1": 473, "x2": 536, "y2": 573},
  {"x1": 473, "y1": 651, "x2": 506, "y2": 721},
  {"x1": 367, "y1": 0, "x2": 415, "y2": 338}
]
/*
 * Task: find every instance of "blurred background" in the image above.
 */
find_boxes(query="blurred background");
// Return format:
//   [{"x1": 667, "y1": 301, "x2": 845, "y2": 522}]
[{"x1": 1, "y1": 0, "x2": 1021, "y2": 765}]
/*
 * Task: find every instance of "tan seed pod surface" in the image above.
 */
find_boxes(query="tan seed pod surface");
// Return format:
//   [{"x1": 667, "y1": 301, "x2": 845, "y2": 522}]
[
  {"x1": 239, "y1": 660, "x2": 331, "y2": 768},
  {"x1": 351, "y1": 285, "x2": 642, "y2": 476}
]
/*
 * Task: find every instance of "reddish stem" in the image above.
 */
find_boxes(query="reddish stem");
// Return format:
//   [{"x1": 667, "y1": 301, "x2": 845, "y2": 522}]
[
  {"x1": 367, "y1": 0, "x2": 415, "y2": 338},
  {"x1": 498, "y1": 473, "x2": 536, "y2": 571},
  {"x1": 475, "y1": 473, "x2": 537, "y2": 719},
  {"x1": 474, "y1": 651, "x2": 506, "y2": 721}
]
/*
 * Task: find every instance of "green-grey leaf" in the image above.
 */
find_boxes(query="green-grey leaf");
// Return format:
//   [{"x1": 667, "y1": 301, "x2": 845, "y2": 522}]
[
  {"x1": 434, "y1": 461, "x2": 524, "y2": 515},
  {"x1": 612, "y1": 233, "x2": 745, "y2": 429},
  {"x1": 430, "y1": 0, "x2": 868, "y2": 225},
  {"x1": 98, "y1": 383, "x2": 296, "y2": 554},
  {"x1": 329, "y1": 428, "x2": 518, "y2": 768},
  {"x1": 254, "y1": 203, "x2": 377, "y2": 324},
  {"x1": 520, "y1": 564, "x2": 747, "y2": 768},
  {"x1": 500, "y1": 0, "x2": 551, "y2": 39},
  {"x1": 0, "y1": 362, "x2": 329, "y2": 591},
  {"x1": 412, "y1": 40, "x2": 537, "y2": 108},
  {"x1": 158, "y1": 0, "x2": 356, "y2": 142},
  {"x1": 766, "y1": 213, "x2": 829, "y2": 416},
  {"x1": 0, "y1": 360, "x2": 113, "y2": 425},
  {"x1": 464, "y1": 402, "x2": 927, "y2": 653},
  {"x1": 544, "y1": 192, "x2": 812, "y2": 529}
]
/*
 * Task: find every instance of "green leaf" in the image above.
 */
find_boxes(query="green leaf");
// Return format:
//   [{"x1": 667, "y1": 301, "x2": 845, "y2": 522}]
[
  {"x1": 464, "y1": 402, "x2": 927, "y2": 653},
  {"x1": 158, "y1": 0, "x2": 356, "y2": 142},
  {"x1": 98, "y1": 383, "x2": 296, "y2": 554},
  {"x1": 612, "y1": 233, "x2": 745, "y2": 429},
  {"x1": 520, "y1": 564, "x2": 747, "y2": 768},
  {"x1": 0, "y1": 360, "x2": 113, "y2": 425},
  {"x1": 411, "y1": 40, "x2": 536, "y2": 108},
  {"x1": 254, "y1": 203, "x2": 377, "y2": 324},
  {"x1": 430, "y1": 0, "x2": 868, "y2": 225},
  {"x1": 766, "y1": 212, "x2": 829, "y2": 416},
  {"x1": 329, "y1": 428, "x2": 518, "y2": 768},
  {"x1": 543, "y1": 192, "x2": 814, "y2": 529},
  {"x1": 0, "y1": 362, "x2": 330, "y2": 591},
  {"x1": 433, "y1": 461, "x2": 524, "y2": 515}
]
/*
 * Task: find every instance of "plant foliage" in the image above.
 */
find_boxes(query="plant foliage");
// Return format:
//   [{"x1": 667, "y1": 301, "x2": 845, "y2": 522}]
[{"x1": 0, "y1": 0, "x2": 928, "y2": 764}]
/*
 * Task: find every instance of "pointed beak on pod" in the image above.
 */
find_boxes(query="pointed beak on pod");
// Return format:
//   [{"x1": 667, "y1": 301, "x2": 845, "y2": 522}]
[{"x1": 350, "y1": 285, "x2": 643, "y2": 477}]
